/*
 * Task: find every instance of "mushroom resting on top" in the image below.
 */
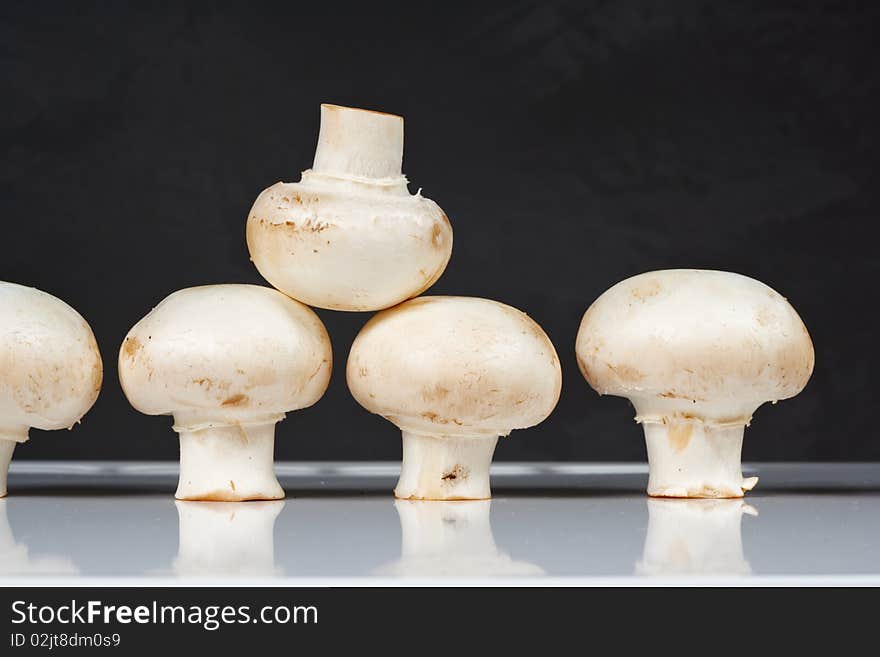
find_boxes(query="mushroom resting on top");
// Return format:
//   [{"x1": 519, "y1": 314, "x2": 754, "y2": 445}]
[
  {"x1": 0, "y1": 282, "x2": 103, "y2": 497},
  {"x1": 246, "y1": 103, "x2": 453, "y2": 312},
  {"x1": 118, "y1": 284, "x2": 332, "y2": 501},
  {"x1": 347, "y1": 296, "x2": 562, "y2": 500},
  {"x1": 576, "y1": 269, "x2": 814, "y2": 498}
]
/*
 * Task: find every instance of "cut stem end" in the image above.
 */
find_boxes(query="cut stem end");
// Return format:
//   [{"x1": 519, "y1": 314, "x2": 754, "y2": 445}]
[{"x1": 312, "y1": 104, "x2": 404, "y2": 180}]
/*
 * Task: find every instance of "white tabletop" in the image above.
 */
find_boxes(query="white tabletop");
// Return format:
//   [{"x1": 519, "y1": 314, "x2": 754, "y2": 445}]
[{"x1": 1, "y1": 462, "x2": 878, "y2": 586}]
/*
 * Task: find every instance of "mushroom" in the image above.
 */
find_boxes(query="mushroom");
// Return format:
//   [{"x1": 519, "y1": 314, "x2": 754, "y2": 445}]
[
  {"x1": 576, "y1": 269, "x2": 814, "y2": 498},
  {"x1": 118, "y1": 284, "x2": 331, "y2": 501},
  {"x1": 636, "y1": 499, "x2": 756, "y2": 576},
  {"x1": 347, "y1": 296, "x2": 561, "y2": 500},
  {"x1": 0, "y1": 282, "x2": 103, "y2": 497},
  {"x1": 375, "y1": 500, "x2": 544, "y2": 577},
  {"x1": 246, "y1": 103, "x2": 453, "y2": 311},
  {"x1": 173, "y1": 501, "x2": 284, "y2": 577}
]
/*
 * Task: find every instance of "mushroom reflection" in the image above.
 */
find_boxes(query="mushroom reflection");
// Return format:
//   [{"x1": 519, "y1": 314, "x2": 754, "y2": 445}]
[
  {"x1": 636, "y1": 498, "x2": 756, "y2": 576},
  {"x1": 376, "y1": 500, "x2": 543, "y2": 577},
  {"x1": 172, "y1": 501, "x2": 284, "y2": 577},
  {"x1": 0, "y1": 500, "x2": 78, "y2": 576}
]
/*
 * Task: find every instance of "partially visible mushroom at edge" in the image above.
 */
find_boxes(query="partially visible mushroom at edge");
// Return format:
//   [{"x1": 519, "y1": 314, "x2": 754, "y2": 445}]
[{"x1": 0, "y1": 282, "x2": 103, "y2": 497}]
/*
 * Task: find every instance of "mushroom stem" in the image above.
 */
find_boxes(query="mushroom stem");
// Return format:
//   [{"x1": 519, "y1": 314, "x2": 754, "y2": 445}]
[
  {"x1": 642, "y1": 420, "x2": 758, "y2": 498},
  {"x1": 395, "y1": 432, "x2": 498, "y2": 501},
  {"x1": 175, "y1": 423, "x2": 284, "y2": 501},
  {"x1": 0, "y1": 439, "x2": 16, "y2": 498},
  {"x1": 311, "y1": 104, "x2": 404, "y2": 181}
]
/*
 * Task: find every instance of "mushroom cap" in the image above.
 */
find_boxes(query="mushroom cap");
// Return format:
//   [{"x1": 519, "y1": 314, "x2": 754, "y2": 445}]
[
  {"x1": 576, "y1": 270, "x2": 814, "y2": 422},
  {"x1": 0, "y1": 282, "x2": 102, "y2": 436},
  {"x1": 118, "y1": 285, "x2": 331, "y2": 428},
  {"x1": 347, "y1": 296, "x2": 562, "y2": 437},
  {"x1": 246, "y1": 178, "x2": 452, "y2": 312}
]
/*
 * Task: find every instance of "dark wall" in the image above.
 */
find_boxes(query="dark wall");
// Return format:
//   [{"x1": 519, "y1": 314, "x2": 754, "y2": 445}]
[{"x1": 2, "y1": 1, "x2": 878, "y2": 462}]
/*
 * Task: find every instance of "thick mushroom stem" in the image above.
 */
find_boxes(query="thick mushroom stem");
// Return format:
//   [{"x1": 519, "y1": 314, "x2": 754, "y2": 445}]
[
  {"x1": 636, "y1": 499, "x2": 755, "y2": 576},
  {"x1": 312, "y1": 104, "x2": 404, "y2": 181},
  {"x1": 395, "y1": 432, "x2": 499, "y2": 500},
  {"x1": 642, "y1": 420, "x2": 758, "y2": 498},
  {"x1": 175, "y1": 422, "x2": 284, "y2": 501},
  {"x1": 0, "y1": 439, "x2": 17, "y2": 498}
]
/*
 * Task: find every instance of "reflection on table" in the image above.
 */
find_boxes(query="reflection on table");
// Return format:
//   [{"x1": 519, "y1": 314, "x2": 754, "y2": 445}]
[
  {"x1": 0, "y1": 499, "x2": 78, "y2": 576},
  {"x1": 635, "y1": 499, "x2": 757, "y2": 576},
  {"x1": 172, "y1": 501, "x2": 285, "y2": 577},
  {"x1": 0, "y1": 491, "x2": 877, "y2": 581},
  {"x1": 375, "y1": 500, "x2": 543, "y2": 577}
]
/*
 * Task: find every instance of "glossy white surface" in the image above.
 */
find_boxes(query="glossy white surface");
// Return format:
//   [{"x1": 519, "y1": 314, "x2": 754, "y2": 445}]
[{"x1": 1, "y1": 462, "x2": 878, "y2": 585}]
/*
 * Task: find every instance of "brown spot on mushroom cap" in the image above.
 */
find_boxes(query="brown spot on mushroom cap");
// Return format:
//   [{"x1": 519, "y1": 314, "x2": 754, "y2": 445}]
[
  {"x1": 421, "y1": 411, "x2": 463, "y2": 426},
  {"x1": 754, "y1": 306, "x2": 775, "y2": 327},
  {"x1": 605, "y1": 363, "x2": 645, "y2": 384},
  {"x1": 660, "y1": 391, "x2": 704, "y2": 401},
  {"x1": 630, "y1": 278, "x2": 662, "y2": 302},
  {"x1": 221, "y1": 394, "x2": 248, "y2": 407},
  {"x1": 122, "y1": 337, "x2": 142, "y2": 360},
  {"x1": 421, "y1": 383, "x2": 450, "y2": 402},
  {"x1": 431, "y1": 221, "x2": 444, "y2": 249},
  {"x1": 259, "y1": 217, "x2": 333, "y2": 233}
]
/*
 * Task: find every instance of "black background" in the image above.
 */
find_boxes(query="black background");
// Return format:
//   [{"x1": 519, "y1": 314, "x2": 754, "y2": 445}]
[{"x1": 2, "y1": 1, "x2": 878, "y2": 462}]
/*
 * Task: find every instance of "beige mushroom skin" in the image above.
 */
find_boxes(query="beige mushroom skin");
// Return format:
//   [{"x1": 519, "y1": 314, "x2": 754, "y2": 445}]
[
  {"x1": 576, "y1": 269, "x2": 814, "y2": 498},
  {"x1": 348, "y1": 296, "x2": 562, "y2": 500},
  {"x1": 118, "y1": 285, "x2": 332, "y2": 501},
  {"x1": 0, "y1": 282, "x2": 103, "y2": 497},
  {"x1": 246, "y1": 104, "x2": 453, "y2": 311}
]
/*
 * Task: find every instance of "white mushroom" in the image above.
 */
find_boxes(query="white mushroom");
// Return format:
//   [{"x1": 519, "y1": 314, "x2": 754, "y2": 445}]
[
  {"x1": 0, "y1": 282, "x2": 103, "y2": 497},
  {"x1": 118, "y1": 285, "x2": 331, "y2": 501},
  {"x1": 246, "y1": 103, "x2": 453, "y2": 311},
  {"x1": 636, "y1": 499, "x2": 756, "y2": 576},
  {"x1": 375, "y1": 500, "x2": 544, "y2": 577},
  {"x1": 576, "y1": 269, "x2": 814, "y2": 498},
  {"x1": 347, "y1": 296, "x2": 561, "y2": 500},
  {"x1": 172, "y1": 501, "x2": 284, "y2": 577}
]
